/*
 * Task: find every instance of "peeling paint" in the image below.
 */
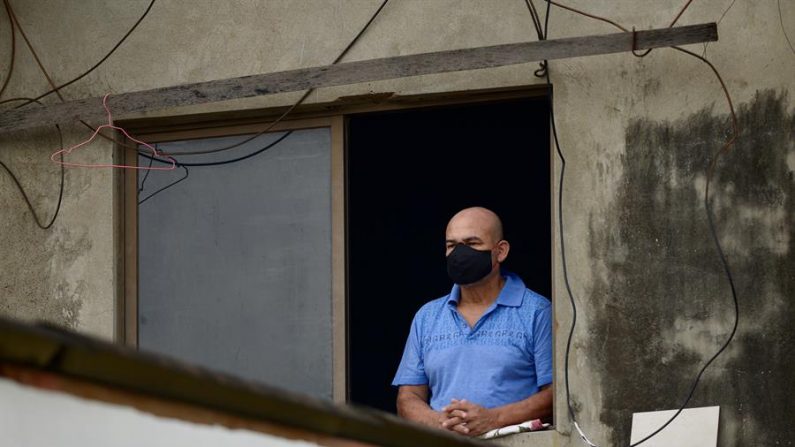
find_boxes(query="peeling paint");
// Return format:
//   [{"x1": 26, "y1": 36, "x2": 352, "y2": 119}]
[{"x1": 587, "y1": 90, "x2": 794, "y2": 446}]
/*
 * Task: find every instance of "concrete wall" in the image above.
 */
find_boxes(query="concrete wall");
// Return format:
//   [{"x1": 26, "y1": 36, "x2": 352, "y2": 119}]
[{"x1": 0, "y1": 1, "x2": 792, "y2": 445}]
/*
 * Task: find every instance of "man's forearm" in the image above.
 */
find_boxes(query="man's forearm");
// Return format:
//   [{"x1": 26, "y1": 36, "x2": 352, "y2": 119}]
[
  {"x1": 492, "y1": 386, "x2": 553, "y2": 427},
  {"x1": 397, "y1": 393, "x2": 444, "y2": 428}
]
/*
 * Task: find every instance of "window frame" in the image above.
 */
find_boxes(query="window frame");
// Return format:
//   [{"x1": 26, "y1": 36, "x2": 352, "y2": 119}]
[{"x1": 116, "y1": 85, "x2": 553, "y2": 407}]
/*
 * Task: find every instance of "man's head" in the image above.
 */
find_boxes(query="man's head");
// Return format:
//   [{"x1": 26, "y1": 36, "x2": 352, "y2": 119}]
[{"x1": 445, "y1": 207, "x2": 510, "y2": 286}]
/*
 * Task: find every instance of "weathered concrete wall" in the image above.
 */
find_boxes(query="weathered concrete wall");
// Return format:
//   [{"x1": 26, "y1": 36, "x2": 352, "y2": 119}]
[
  {"x1": 587, "y1": 90, "x2": 794, "y2": 446},
  {"x1": 0, "y1": 0, "x2": 792, "y2": 445},
  {"x1": 0, "y1": 124, "x2": 115, "y2": 338},
  {"x1": 545, "y1": 2, "x2": 795, "y2": 445}
]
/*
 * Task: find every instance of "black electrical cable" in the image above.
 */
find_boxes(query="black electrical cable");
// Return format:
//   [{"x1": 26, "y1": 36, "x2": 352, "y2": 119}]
[
  {"x1": 138, "y1": 165, "x2": 188, "y2": 205},
  {"x1": 138, "y1": 131, "x2": 293, "y2": 168},
  {"x1": 524, "y1": 0, "x2": 545, "y2": 40},
  {"x1": 529, "y1": 0, "x2": 573, "y2": 422},
  {"x1": 523, "y1": 0, "x2": 547, "y2": 76},
  {"x1": 0, "y1": 124, "x2": 65, "y2": 230},
  {"x1": 536, "y1": 0, "x2": 581, "y2": 430},
  {"x1": 3, "y1": 0, "x2": 141, "y2": 152},
  {"x1": 541, "y1": 1, "x2": 742, "y2": 446},
  {"x1": 527, "y1": 0, "x2": 574, "y2": 420},
  {"x1": 779, "y1": 0, "x2": 795, "y2": 57},
  {"x1": 158, "y1": 0, "x2": 389, "y2": 157},
  {"x1": 136, "y1": 132, "x2": 292, "y2": 204},
  {"x1": 702, "y1": 0, "x2": 738, "y2": 58},
  {"x1": 0, "y1": 0, "x2": 16, "y2": 99},
  {"x1": 137, "y1": 146, "x2": 155, "y2": 193},
  {"x1": 548, "y1": 72, "x2": 582, "y2": 432},
  {"x1": 4, "y1": 0, "x2": 156, "y2": 108},
  {"x1": 627, "y1": 46, "x2": 740, "y2": 447},
  {"x1": 135, "y1": 0, "x2": 387, "y2": 209}
]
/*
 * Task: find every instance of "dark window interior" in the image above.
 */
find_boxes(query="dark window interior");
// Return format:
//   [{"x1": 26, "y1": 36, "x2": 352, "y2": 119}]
[{"x1": 347, "y1": 97, "x2": 551, "y2": 413}]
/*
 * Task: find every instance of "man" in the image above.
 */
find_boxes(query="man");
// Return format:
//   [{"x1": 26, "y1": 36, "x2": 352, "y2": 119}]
[{"x1": 392, "y1": 207, "x2": 552, "y2": 437}]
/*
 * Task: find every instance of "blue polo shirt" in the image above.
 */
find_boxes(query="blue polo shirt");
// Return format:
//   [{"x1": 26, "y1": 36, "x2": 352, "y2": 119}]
[{"x1": 392, "y1": 272, "x2": 552, "y2": 411}]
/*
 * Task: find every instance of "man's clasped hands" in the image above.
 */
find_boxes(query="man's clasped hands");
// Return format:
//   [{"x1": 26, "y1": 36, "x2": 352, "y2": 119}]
[{"x1": 439, "y1": 399, "x2": 500, "y2": 437}]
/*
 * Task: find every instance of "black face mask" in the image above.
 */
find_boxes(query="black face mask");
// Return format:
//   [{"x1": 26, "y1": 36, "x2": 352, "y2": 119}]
[{"x1": 446, "y1": 244, "x2": 494, "y2": 285}]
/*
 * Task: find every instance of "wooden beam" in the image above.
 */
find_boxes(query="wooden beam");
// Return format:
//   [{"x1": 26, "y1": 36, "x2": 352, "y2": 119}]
[{"x1": 0, "y1": 23, "x2": 716, "y2": 133}]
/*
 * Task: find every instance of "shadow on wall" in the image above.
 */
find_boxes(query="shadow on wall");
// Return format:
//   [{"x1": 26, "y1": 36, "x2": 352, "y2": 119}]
[{"x1": 587, "y1": 89, "x2": 794, "y2": 446}]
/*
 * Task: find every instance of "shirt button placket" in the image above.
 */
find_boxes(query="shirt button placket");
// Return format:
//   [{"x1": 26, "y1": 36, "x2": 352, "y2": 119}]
[{"x1": 455, "y1": 312, "x2": 470, "y2": 336}]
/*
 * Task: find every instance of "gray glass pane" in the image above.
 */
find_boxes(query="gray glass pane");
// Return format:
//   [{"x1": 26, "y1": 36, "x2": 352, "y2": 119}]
[{"x1": 137, "y1": 128, "x2": 332, "y2": 399}]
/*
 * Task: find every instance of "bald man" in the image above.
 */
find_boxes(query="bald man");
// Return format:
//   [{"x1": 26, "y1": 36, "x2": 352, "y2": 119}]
[{"x1": 392, "y1": 207, "x2": 552, "y2": 437}]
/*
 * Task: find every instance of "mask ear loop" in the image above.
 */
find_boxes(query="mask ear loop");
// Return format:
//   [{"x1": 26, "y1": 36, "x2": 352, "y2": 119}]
[{"x1": 491, "y1": 240, "x2": 506, "y2": 266}]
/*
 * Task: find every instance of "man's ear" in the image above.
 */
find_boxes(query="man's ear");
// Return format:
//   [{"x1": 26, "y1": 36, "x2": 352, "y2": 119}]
[{"x1": 496, "y1": 240, "x2": 510, "y2": 263}]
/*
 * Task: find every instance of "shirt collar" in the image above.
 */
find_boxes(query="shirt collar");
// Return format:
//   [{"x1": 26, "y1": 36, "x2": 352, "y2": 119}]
[{"x1": 446, "y1": 271, "x2": 524, "y2": 308}]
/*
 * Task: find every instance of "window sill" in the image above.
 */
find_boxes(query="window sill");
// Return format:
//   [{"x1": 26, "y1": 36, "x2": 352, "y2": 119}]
[{"x1": 487, "y1": 428, "x2": 561, "y2": 447}]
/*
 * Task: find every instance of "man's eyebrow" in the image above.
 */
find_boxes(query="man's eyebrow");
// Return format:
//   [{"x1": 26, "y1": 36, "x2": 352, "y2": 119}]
[{"x1": 446, "y1": 236, "x2": 483, "y2": 244}]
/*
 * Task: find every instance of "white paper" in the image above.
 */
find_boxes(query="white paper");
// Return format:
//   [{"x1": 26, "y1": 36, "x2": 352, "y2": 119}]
[{"x1": 630, "y1": 406, "x2": 719, "y2": 447}]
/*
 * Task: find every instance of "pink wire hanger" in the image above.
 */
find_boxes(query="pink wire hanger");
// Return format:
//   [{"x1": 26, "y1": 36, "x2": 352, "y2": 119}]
[{"x1": 51, "y1": 94, "x2": 176, "y2": 170}]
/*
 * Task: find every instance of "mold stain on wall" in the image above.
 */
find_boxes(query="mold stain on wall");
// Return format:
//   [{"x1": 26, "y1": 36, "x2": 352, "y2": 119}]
[{"x1": 587, "y1": 90, "x2": 794, "y2": 446}]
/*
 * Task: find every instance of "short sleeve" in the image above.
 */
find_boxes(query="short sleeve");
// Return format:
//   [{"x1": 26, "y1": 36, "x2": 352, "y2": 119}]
[
  {"x1": 532, "y1": 301, "x2": 553, "y2": 388},
  {"x1": 391, "y1": 313, "x2": 428, "y2": 386}
]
